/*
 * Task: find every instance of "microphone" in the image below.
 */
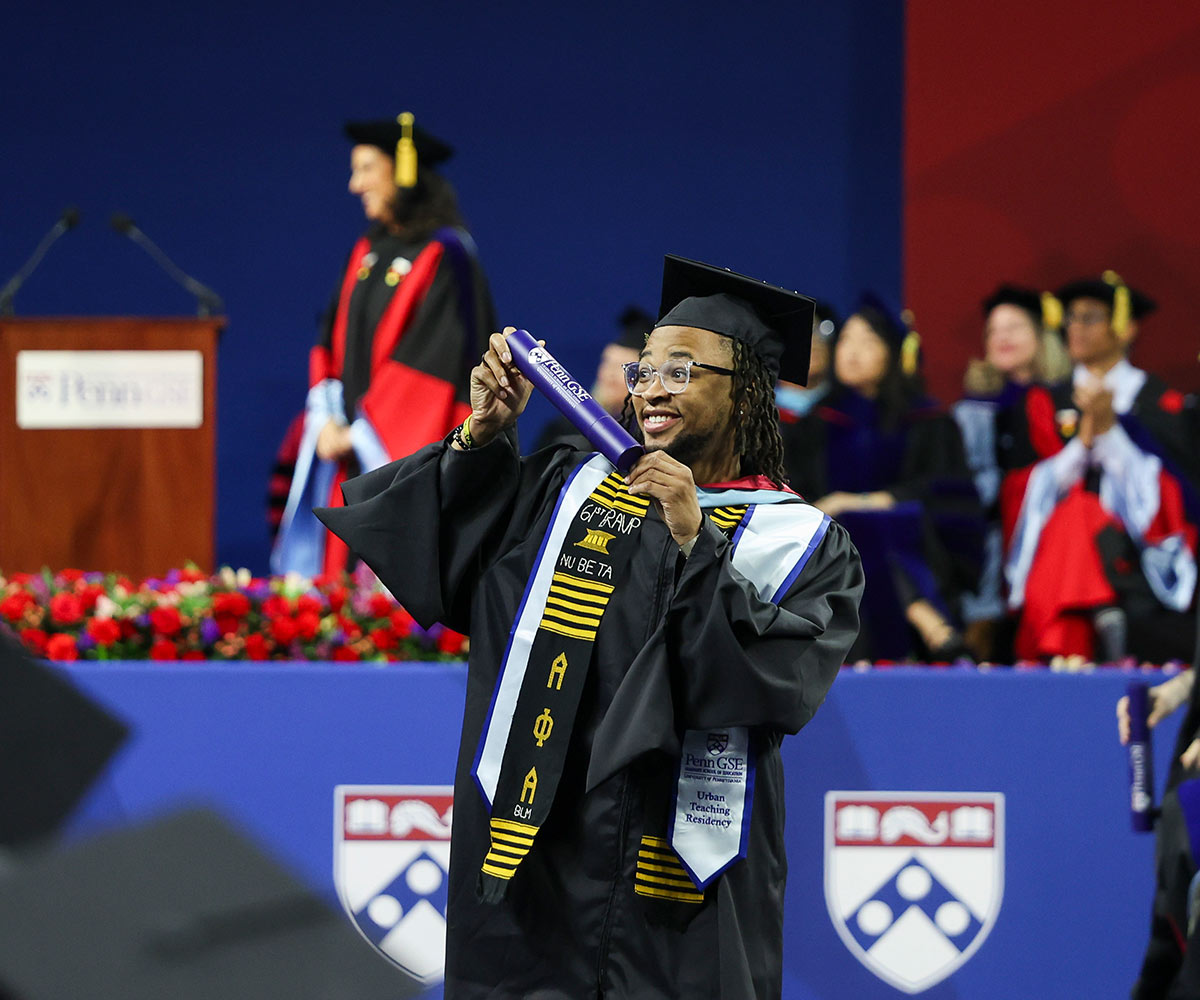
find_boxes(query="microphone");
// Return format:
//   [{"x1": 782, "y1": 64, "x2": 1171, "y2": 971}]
[
  {"x1": 109, "y1": 212, "x2": 224, "y2": 317},
  {"x1": 0, "y1": 207, "x2": 82, "y2": 315}
]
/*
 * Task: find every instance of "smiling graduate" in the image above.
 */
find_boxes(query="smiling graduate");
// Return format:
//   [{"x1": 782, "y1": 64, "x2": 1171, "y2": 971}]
[{"x1": 316, "y1": 255, "x2": 863, "y2": 999}]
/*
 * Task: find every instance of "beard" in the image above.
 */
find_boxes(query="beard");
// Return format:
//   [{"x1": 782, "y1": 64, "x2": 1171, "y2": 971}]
[{"x1": 645, "y1": 430, "x2": 710, "y2": 469}]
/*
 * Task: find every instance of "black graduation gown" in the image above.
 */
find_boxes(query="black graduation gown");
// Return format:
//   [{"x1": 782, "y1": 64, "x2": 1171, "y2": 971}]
[
  {"x1": 995, "y1": 373, "x2": 1200, "y2": 492},
  {"x1": 315, "y1": 225, "x2": 495, "y2": 461},
  {"x1": 532, "y1": 413, "x2": 592, "y2": 454},
  {"x1": 317, "y1": 433, "x2": 864, "y2": 999}
]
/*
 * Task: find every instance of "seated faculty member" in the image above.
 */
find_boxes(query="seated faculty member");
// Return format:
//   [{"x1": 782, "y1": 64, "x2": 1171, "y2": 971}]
[
  {"x1": 317, "y1": 255, "x2": 864, "y2": 999},
  {"x1": 783, "y1": 299, "x2": 981, "y2": 660},
  {"x1": 999, "y1": 271, "x2": 1199, "y2": 663}
]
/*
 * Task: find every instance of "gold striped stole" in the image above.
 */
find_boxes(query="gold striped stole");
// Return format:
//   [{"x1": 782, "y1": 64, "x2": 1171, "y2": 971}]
[
  {"x1": 537, "y1": 473, "x2": 648, "y2": 641},
  {"x1": 539, "y1": 572, "x2": 614, "y2": 640},
  {"x1": 634, "y1": 835, "x2": 704, "y2": 904},
  {"x1": 588, "y1": 472, "x2": 651, "y2": 517},
  {"x1": 481, "y1": 818, "x2": 539, "y2": 880},
  {"x1": 707, "y1": 504, "x2": 748, "y2": 534}
]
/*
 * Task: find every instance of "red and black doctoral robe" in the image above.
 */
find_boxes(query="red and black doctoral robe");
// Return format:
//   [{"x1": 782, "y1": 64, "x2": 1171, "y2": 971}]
[
  {"x1": 273, "y1": 223, "x2": 493, "y2": 577},
  {"x1": 996, "y1": 362, "x2": 1199, "y2": 661}
]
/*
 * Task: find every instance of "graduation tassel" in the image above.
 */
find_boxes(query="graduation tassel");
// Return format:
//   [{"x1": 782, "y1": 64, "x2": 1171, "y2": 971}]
[
  {"x1": 395, "y1": 112, "x2": 418, "y2": 189},
  {"x1": 1040, "y1": 291, "x2": 1063, "y2": 331},
  {"x1": 900, "y1": 331, "x2": 921, "y2": 376},
  {"x1": 899, "y1": 309, "x2": 921, "y2": 377},
  {"x1": 1103, "y1": 270, "x2": 1131, "y2": 338}
]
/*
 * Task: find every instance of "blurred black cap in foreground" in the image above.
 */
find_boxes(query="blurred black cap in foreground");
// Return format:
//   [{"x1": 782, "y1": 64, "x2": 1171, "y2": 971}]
[
  {"x1": 0, "y1": 808, "x2": 421, "y2": 1000},
  {"x1": 0, "y1": 630, "x2": 128, "y2": 848}
]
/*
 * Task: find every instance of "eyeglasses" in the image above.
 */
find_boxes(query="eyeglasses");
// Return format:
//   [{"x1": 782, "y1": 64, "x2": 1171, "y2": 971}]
[
  {"x1": 1064, "y1": 310, "x2": 1109, "y2": 328},
  {"x1": 622, "y1": 359, "x2": 736, "y2": 396}
]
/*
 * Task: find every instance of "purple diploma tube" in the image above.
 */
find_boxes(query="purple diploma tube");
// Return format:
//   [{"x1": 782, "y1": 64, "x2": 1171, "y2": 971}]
[
  {"x1": 506, "y1": 328, "x2": 644, "y2": 473},
  {"x1": 1127, "y1": 681, "x2": 1156, "y2": 832}
]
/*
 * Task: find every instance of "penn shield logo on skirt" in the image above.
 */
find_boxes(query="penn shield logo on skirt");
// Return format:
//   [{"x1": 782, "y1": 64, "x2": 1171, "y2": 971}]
[
  {"x1": 334, "y1": 785, "x2": 453, "y2": 986},
  {"x1": 824, "y1": 791, "x2": 1004, "y2": 994}
]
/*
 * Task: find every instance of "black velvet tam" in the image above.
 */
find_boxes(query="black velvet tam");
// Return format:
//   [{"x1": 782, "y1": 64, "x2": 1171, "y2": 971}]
[
  {"x1": 344, "y1": 116, "x2": 454, "y2": 167},
  {"x1": 1055, "y1": 275, "x2": 1157, "y2": 319}
]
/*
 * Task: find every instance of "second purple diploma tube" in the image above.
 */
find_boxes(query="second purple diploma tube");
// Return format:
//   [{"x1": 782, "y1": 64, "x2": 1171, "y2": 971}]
[
  {"x1": 1126, "y1": 681, "x2": 1156, "y2": 832},
  {"x1": 507, "y1": 328, "x2": 644, "y2": 473}
]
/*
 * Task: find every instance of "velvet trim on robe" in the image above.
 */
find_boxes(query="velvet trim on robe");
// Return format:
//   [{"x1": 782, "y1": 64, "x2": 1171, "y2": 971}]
[{"x1": 271, "y1": 225, "x2": 493, "y2": 577}]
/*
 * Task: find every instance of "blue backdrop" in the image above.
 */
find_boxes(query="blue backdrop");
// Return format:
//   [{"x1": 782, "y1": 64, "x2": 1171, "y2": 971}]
[
  {"x1": 2, "y1": 1, "x2": 903, "y2": 573},
  {"x1": 58, "y1": 662, "x2": 1181, "y2": 998}
]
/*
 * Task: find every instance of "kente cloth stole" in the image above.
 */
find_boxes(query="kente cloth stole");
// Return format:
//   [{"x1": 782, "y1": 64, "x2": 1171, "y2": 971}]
[
  {"x1": 474, "y1": 456, "x2": 650, "y2": 902},
  {"x1": 640, "y1": 498, "x2": 833, "y2": 903},
  {"x1": 472, "y1": 453, "x2": 832, "y2": 903}
]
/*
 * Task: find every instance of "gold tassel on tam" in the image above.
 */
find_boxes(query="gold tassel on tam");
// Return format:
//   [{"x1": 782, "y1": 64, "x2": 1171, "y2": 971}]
[
  {"x1": 900, "y1": 331, "x2": 921, "y2": 376},
  {"x1": 395, "y1": 112, "x2": 417, "y2": 188},
  {"x1": 898, "y1": 309, "x2": 921, "y2": 376},
  {"x1": 1103, "y1": 269, "x2": 1131, "y2": 338},
  {"x1": 1040, "y1": 291, "x2": 1063, "y2": 331}
]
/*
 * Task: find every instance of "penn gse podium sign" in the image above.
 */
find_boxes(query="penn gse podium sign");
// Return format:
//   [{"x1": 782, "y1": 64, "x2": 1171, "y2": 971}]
[
  {"x1": 16, "y1": 349, "x2": 203, "y2": 428},
  {"x1": 1, "y1": 318, "x2": 220, "y2": 579}
]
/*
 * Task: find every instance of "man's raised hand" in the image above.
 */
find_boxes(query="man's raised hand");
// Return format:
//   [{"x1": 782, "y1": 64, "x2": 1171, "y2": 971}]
[{"x1": 467, "y1": 328, "x2": 538, "y2": 447}]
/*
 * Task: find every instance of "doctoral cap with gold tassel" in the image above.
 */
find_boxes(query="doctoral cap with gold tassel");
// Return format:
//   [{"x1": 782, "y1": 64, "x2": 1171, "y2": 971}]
[
  {"x1": 343, "y1": 113, "x2": 454, "y2": 189},
  {"x1": 1055, "y1": 272, "x2": 1156, "y2": 338},
  {"x1": 980, "y1": 283, "x2": 1065, "y2": 331},
  {"x1": 848, "y1": 292, "x2": 922, "y2": 377}
]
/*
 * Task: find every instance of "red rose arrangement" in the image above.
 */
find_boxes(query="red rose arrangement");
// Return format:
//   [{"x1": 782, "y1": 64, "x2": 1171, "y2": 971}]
[{"x1": 0, "y1": 565, "x2": 468, "y2": 664}]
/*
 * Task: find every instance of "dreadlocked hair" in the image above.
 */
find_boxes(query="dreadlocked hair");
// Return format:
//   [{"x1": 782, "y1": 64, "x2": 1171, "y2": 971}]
[
  {"x1": 616, "y1": 337, "x2": 788, "y2": 489},
  {"x1": 729, "y1": 339, "x2": 788, "y2": 488}
]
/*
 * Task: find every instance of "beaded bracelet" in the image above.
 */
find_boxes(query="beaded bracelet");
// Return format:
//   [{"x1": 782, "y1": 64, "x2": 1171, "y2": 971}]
[{"x1": 450, "y1": 415, "x2": 475, "y2": 450}]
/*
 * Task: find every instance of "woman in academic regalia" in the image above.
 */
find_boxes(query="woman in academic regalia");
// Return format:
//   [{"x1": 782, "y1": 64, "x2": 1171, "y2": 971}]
[
  {"x1": 782, "y1": 300, "x2": 982, "y2": 660},
  {"x1": 272, "y1": 113, "x2": 495, "y2": 577},
  {"x1": 951, "y1": 285, "x2": 1071, "y2": 660}
]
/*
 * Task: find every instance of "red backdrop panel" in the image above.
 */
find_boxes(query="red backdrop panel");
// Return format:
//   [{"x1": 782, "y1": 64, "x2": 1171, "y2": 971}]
[{"x1": 905, "y1": 3, "x2": 1200, "y2": 403}]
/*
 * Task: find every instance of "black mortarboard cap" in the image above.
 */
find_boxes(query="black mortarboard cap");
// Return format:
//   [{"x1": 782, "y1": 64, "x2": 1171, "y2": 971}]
[
  {"x1": 851, "y1": 292, "x2": 909, "y2": 350},
  {"x1": 656, "y1": 255, "x2": 816, "y2": 385},
  {"x1": 615, "y1": 305, "x2": 654, "y2": 351},
  {"x1": 981, "y1": 284, "x2": 1046, "y2": 326},
  {"x1": 0, "y1": 630, "x2": 128, "y2": 848},
  {"x1": 0, "y1": 808, "x2": 420, "y2": 1000},
  {"x1": 343, "y1": 117, "x2": 454, "y2": 169},
  {"x1": 1055, "y1": 273, "x2": 1157, "y2": 320}
]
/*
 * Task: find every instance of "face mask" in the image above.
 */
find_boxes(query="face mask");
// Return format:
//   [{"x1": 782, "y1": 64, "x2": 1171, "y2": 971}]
[{"x1": 775, "y1": 382, "x2": 828, "y2": 416}]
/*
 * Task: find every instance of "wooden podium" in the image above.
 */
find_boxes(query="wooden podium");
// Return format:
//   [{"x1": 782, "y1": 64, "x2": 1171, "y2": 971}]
[{"x1": 0, "y1": 317, "x2": 222, "y2": 579}]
